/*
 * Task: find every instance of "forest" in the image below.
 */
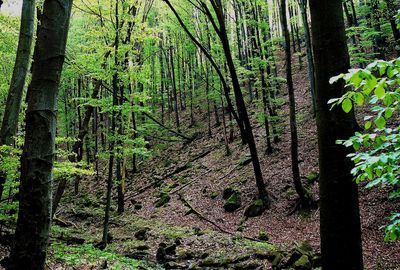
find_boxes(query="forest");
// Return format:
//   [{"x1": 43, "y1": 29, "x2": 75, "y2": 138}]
[{"x1": 0, "y1": 0, "x2": 399, "y2": 269}]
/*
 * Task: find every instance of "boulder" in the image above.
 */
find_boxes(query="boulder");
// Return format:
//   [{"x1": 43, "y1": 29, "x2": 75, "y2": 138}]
[
  {"x1": 224, "y1": 192, "x2": 242, "y2": 212},
  {"x1": 155, "y1": 193, "x2": 171, "y2": 208},
  {"x1": 244, "y1": 199, "x2": 266, "y2": 217},
  {"x1": 223, "y1": 187, "x2": 236, "y2": 199},
  {"x1": 294, "y1": 255, "x2": 311, "y2": 270}
]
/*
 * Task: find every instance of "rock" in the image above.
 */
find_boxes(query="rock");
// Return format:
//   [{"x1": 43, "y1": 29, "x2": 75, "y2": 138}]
[
  {"x1": 238, "y1": 154, "x2": 252, "y2": 166},
  {"x1": 223, "y1": 187, "x2": 236, "y2": 199},
  {"x1": 224, "y1": 192, "x2": 242, "y2": 212},
  {"x1": 244, "y1": 199, "x2": 266, "y2": 217},
  {"x1": 165, "y1": 262, "x2": 187, "y2": 269},
  {"x1": 312, "y1": 253, "x2": 322, "y2": 268},
  {"x1": 270, "y1": 251, "x2": 284, "y2": 267},
  {"x1": 306, "y1": 172, "x2": 319, "y2": 184},
  {"x1": 165, "y1": 244, "x2": 177, "y2": 255},
  {"x1": 125, "y1": 251, "x2": 149, "y2": 260},
  {"x1": 233, "y1": 260, "x2": 260, "y2": 270},
  {"x1": 211, "y1": 191, "x2": 220, "y2": 199},
  {"x1": 136, "y1": 245, "x2": 150, "y2": 251},
  {"x1": 134, "y1": 202, "x2": 143, "y2": 210},
  {"x1": 177, "y1": 248, "x2": 195, "y2": 260},
  {"x1": 294, "y1": 255, "x2": 311, "y2": 270},
  {"x1": 156, "y1": 243, "x2": 167, "y2": 262},
  {"x1": 283, "y1": 250, "x2": 302, "y2": 267},
  {"x1": 134, "y1": 228, "x2": 149, "y2": 241},
  {"x1": 193, "y1": 227, "x2": 204, "y2": 236},
  {"x1": 296, "y1": 241, "x2": 313, "y2": 256},
  {"x1": 258, "y1": 230, "x2": 269, "y2": 242},
  {"x1": 155, "y1": 193, "x2": 171, "y2": 208}
]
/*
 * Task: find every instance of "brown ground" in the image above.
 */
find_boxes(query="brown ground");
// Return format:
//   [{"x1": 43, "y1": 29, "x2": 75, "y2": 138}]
[{"x1": 126, "y1": 52, "x2": 400, "y2": 270}]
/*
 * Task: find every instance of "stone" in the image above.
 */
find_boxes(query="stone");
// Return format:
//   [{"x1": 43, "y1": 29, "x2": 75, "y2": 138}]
[
  {"x1": 224, "y1": 192, "x2": 242, "y2": 212},
  {"x1": 134, "y1": 228, "x2": 149, "y2": 241},
  {"x1": 294, "y1": 255, "x2": 311, "y2": 270},
  {"x1": 165, "y1": 244, "x2": 177, "y2": 255},
  {"x1": 211, "y1": 191, "x2": 220, "y2": 199},
  {"x1": 134, "y1": 202, "x2": 143, "y2": 210},
  {"x1": 223, "y1": 187, "x2": 236, "y2": 199},
  {"x1": 155, "y1": 193, "x2": 171, "y2": 208},
  {"x1": 258, "y1": 230, "x2": 269, "y2": 242},
  {"x1": 165, "y1": 262, "x2": 187, "y2": 269},
  {"x1": 306, "y1": 172, "x2": 319, "y2": 184},
  {"x1": 244, "y1": 199, "x2": 266, "y2": 217}
]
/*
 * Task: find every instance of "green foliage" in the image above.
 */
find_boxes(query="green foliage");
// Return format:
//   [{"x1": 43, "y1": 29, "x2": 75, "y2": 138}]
[
  {"x1": 51, "y1": 243, "x2": 149, "y2": 269},
  {"x1": 331, "y1": 58, "x2": 400, "y2": 241}
]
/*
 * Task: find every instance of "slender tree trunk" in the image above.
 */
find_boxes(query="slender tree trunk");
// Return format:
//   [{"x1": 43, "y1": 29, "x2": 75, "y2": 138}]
[
  {"x1": 0, "y1": 0, "x2": 36, "y2": 200},
  {"x1": 280, "y1": 0, "x2": 311, "y2": 207},
  {"x1": 298, "y1": 0, "x2": 316, "y2": 115},
  {"x1": 309, "y1": 1, "x2": 364, "y2": 269},
  {"x1": 215, "y1": 3, "x2": 270, "y2": 205},
  {"x1": 9, "y1": 1, "x2": 72, "y2": 269}
]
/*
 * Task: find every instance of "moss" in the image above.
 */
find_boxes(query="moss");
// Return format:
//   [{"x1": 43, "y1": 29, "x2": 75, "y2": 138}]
[
  {"x1": 223, "y1": 192, "x2": 242, "y2": 212},
  {"x1": 306, "y1": 172, "x2": 319, "y2": 184},
  {"x1": 211, "y1": 191, "x2": 220, "y2": 199}
]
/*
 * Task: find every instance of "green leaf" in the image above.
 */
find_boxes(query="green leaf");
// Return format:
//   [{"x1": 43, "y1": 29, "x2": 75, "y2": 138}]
[
  {"x1": 375, "y1": 79, "x2": 386, "y2": 98},
  {"x1": 329, "y1": 74, "x2": 344, "y2": 84},
  {"x1": 342, "y1": 98, "x2": 353, "y2": 113},
  {"x1": 365, "y1": 121, "x2": 372, "y2": 130},
  {"x1": 375, "y1": 116, "x2": 386, "y2": 129},
  {"x1": 354, "y1": 92, "x2": 365, "y2": 106}
]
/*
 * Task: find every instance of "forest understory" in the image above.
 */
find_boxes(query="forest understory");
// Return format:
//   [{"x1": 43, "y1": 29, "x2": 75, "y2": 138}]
[{"x1": 0, "y1": 53, "x2": 396, "y2": 270}]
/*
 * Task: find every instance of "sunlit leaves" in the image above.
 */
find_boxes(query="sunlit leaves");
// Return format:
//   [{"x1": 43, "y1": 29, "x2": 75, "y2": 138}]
[{"x1": 331, "y1": 57, "x2": 400, "y2": 241}]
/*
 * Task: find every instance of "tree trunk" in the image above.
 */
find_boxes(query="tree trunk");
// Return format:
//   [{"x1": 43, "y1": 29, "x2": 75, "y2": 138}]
[
  {"x1": 9, "y1": 1, "x2": 72, "y2": 269},
  {"x1": 215, "y1": 3, "x2": 270, "y2": 206},
  {"x1": 309, "y1": 0, "x2": 364, "y2": 269},
  {"x1": 298, "y1": 0, "x2": 316, "y2": 115},
  {"x1": 280, "y1": 0, "x2": 311, "y2": 208},
  {"x1": 0, "y1": 0, "x2": 36, "y2": 200}
]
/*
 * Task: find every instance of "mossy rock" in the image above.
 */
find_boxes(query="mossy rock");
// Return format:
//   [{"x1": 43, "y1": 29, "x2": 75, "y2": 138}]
[
  {"x1": 296, "y1": 241, "x2": 313, "y2": 256},
  {"x1": 258, "y1": 230, "x2": 269, "y2": 242},
  {"x1": 244, "y1": 199, "x2": 265, "y2": 217},
  {"x1": 238, "y1": 154, "x2": 252, "y2": 167},
  {"x1": 294, "y1": 255, "x2": 311, "y2": 270},
  {"x1": 211, "y1": 191, "x2": 220, "y2": 199},
  {"x1": 134, "y1": 202, "x2": 143, "y2": 210},
  {"x1": 155, "y1": 193, "x2": 171, "y2": 208},
  {"x1": 306, "y1": 172, "x2": 319, "y2": 184},
  {"x1": 224, "y1": 192, "x2": 242, "y2": 212},
  {"x1": 223, "y1": 187, "x2": 237, "y2": 199}
]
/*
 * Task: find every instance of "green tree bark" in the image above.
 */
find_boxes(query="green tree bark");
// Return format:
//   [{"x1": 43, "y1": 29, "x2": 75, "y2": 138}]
[
  {"x1": 8, "y1": 0, "x2": 73, "y2": 269},
  {"x1": 0, "y1": 0, "x2": 36, "y2": 199}
]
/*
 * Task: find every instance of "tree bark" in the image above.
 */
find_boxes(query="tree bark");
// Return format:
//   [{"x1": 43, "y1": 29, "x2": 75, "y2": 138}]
[
  {"x1": 280, "y1": 0, "x2": 311, "y2": 208},
  {"x1": 309, "y1": 0, "x2": 364, "y2": 269},
  {"x1": 298, "y1": 0, "x2": 316, "y2": 115},
  {"x1": 9, "y1": 1, "x2": 72, "y2": 269},
  {"x1": 0, "y1": 0, "x2": 36, "y2": 200}
]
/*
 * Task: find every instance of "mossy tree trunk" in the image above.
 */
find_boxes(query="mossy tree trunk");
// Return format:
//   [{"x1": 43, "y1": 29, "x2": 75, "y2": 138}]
[{"x1": 8, "y1": 0, "x2": 72, "y2": 269}]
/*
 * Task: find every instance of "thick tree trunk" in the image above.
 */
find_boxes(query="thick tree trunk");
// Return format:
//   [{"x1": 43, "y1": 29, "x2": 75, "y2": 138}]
[
  {"x1": 309, "y1": 1, "x2": 364, "y2": 269},
  {"x1": 0, "y1": 0, "x2": 36, "y2": 200},
  {"x1": 9, "y1": 1, "x2": 72, "y2": 269}
]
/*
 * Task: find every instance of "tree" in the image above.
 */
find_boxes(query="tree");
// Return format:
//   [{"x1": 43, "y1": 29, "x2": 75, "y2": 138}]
[
  {"x1": 309, "y1": 0, "x2": 364, "y2": 269},
  {"x1": 163, "y1": 0, "x2": 270, "y2": 206},
  {"x1": 8, "y1": 0, "x2": 73, "y2": 269},
  {"x1": 280, "y1": 0, "x2": 312, "y2": 209},
  {"x1": 0, "y1": 0, "x2": 36, "y2": 200}
]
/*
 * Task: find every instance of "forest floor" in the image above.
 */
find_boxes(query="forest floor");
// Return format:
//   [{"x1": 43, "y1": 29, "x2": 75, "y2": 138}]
[{"x1": 1, "y1": 54, "x2": 399, "y2": 270}]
